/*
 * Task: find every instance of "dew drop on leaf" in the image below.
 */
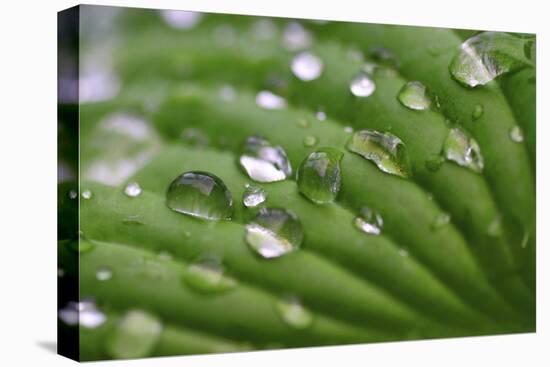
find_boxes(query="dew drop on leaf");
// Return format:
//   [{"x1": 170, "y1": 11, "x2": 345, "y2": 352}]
[
  {"x1": 397, "y1": 81, "x2": 431, "y2": 110},
  {"x1": 124, "y1": 182, "x2": 142, "y2": 197},
  {"x1": 354, "y1": 206, "x2": 384, "y2": 235},
  {"x1": 432, "y1": 212, "x2": 451, "y2": 230},
  {"x1": 166, "y1": 171, "x2": 233, "y2": 220},
  {"x1": 283, "y1": 22, "x2": 311, "y2": 51},
  {"x1": 96, "y1": 267, "x2": 113, "y2": 281},
  {"x1": 81, "y1": 189, "x2": 93, "y2": 200},
  {"x1": 58, "y1": 299, "x2": 107, "y2": 329},
  {"x1": 159, "y1": 10, "x2": 202, "y2": 30},
  {"x1": 107, "y1": 310, "x2": 162, "y2": 359},
  {"x1": 297, "y1": 148, "x2": 343, "y2": 204},
  {"x1": 245, "y1": 208, "x2": 303, "y2": 259},
  {"x1": 443, "y1": 128, "x2": 484, "y2": 173},
  {"x1": 276, "y1": 297, "x2": 313, "y2": 330},
  {"x1": 243, "y1": 184, "x2": 267, "y2": 208},
  {"x1": 255, "y1": 90, "x2": 287, "y2": 110},
  {"x1": 238, "y1": 136, "x2": 292, "y2": 183},
  {"x1": 218, "y1": 84, "x2": 236, "y2": 102},
  {"x1": 302, "y1": 135, "x2": 318, "y2": 147},
  {"x1": 509, "y1": 125, "x2": 524, "y2": 143},
  {"x1": 316, "y1": 110, "x2": 326, "y2": 121},
  {"x1": 183, "y1": 257, "x2": 237, "y2": 293},
  {"x1": 472, "y1": 104, "x2": 484, "y2": 120},
  {"x1": 291, "y1": 51, "x2": 323, "y2": 81},
  {"x1": 350, "y1": 72, "x2": 376, "y2": 97}
]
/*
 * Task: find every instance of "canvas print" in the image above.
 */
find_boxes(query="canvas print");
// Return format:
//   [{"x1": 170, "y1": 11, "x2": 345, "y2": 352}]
[{"x1": 57, "y1": 4, "x2": 536, "y2": 361}]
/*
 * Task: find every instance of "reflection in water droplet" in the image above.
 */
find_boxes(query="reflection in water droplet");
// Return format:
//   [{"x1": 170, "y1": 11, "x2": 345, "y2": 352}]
[
  {"x1": 297, "y1": 148, "x2": 343, "y2": 204},
  {"x1": 291, "y1": 52, "x2": 323, "y2": 81},
  {"x1": 166, "y1": 171, "x2": 233, "y2": 220},
  {"x1": 432, "y1": 212, "x2": 451, "y2": 230},
  {"x1": 245, "y1": 208, "x2": 303, "y2": 259},
  {"x1": 350, "y1": 73, "x2": 376, "y2": 97},
  {"x1": 443, "y1": 128, "x2": 484, "y2": 173},
  {"x1": 397, "y1": 81, "x2": 431, "y2": 110},
  {"x1": 82, "y1": 189, "x2": 93, "y2": 200},
  {"x1": 243, "y1": 184, "x2": 267, "y2": 208},
  {"x1": 354, "y1": 207, "x2": 384, "y2": 235},
  {"x1": 347, "y1": 130, "x2": 410, "y2": 177},
  {"x1": 302, "y1": 135, "x2": 318, "y2": 147},
  {"x1": 283, "y1": 22, "x2": 311, "y2": 51},
  {"x1": 472, "y1": 104, "x2": 484, "y2": 120},
  {"x1": 256, "y1": 91, "x2": 287, "y2": 110},
  {"x1": 509, "y1": 125, "x2": 524, "y2": 143},
  {"x1": 96, "y1": 267, "x2": 113, "y2": 281},
  {"x1": 183, "y1": 258, "x2": 236, "y2": 293},
  {"x1": 160, "y1": 10, "x2": 202, "y2": 30},
  {"x1": 239, "y1": 136, "x2": 292, "y2": 183},
  {"x1": 276, "y1": 297, "x2": 313, "y2": 329},
  {"x1": 124, "y1": 182, "x2": 142, "y2": 198},
  {"x1": 107, "y1": 310, "x2": 162, "y2": 359}
]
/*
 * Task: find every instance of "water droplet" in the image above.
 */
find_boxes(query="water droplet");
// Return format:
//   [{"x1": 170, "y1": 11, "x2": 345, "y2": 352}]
[
  {"x1": 276, "y1": 297, "x2": 313, "y2": 329},
  {"x1": 218, "y1": 84, "x2": 236, "y2": 101},
  {"x1": 397, "y1": 81, "x2": 431, "y2": 110},
  {"x1": 450, "y1": 32, "x2": 532, "y2": 87},
  {"x1": 256, "y1": 90, "x2": 287, "y2": 110},
  {"x1": 81, "y1": 189, "x2": 93, "y2": 200},
  {"x1": 124, "y1": 182, "x2": 142, "y2": 197},
  {"x1": 212, "y1": 24, "x2": 237, "y2": 46},
  {"x1": 122, "y1": 215, "x2": 145, "y2": 226},
  {"x1": 181, "y1": 127, "x2": 209, "y2": 148},
  {"x1": 183, "y1": 257, "x2": 236, "y2": 293},
  {"x1": 346, "y1": 130, "x2": 410, "y2": 177},
  {"x1": 245, "y1": 208, "x2": 303, "y2": 259},
  {"x1": 344, "y1": 126, "x2": 354, "y2": 133},
  {"x1": 354, "y1": 207, "x2": 384, "y2": 235},
  {"x1": 399, "y1": 248, "x2": 409, "y2": 257},
  {"x1": 239, "y1": 136, "x2": 292, "y2": 183},
  {"x1": 370, "y1": 47, "x2": 399, "y2": 68},
  {"x1": 166, "y1": 171, "x2": 233, "y2": 220},
  {"x1": 243, "y1": 184, "x2": 267, "y2": 208},
  {"x1": 283, "y1": 22, "x2": 311, "y2": 51},
  {"x1": 350, "y1": 73, "x2": 376, "y2": 97},
  {"x1": 425, "y1": 155, "x2": 445, "y2": 172},
  {"x1": 70, "y1": 240, "x2": 95, "y2": 253},
  {"x1": 296, "y1": 117, "x2": 310, "y2": 128},
  {"x1": 302, "y1": 135, "x2": 318, "y2": 147},
  {"x1": 160, "y1": 10, "x2": 202, "y2": 30},
  {"x1": 432, "y1": 212, "x2": 451, "y2": 230},
  {"x1": 472, "y1": 104, "x2": 484, "y2": 120},
  {"x1": 58, "y1": 268, "x2": 65, "y2": 277},
  {"x1": 316, "y1": 110, "x2": 326, "y2": 121},
  {"x1": 291, "y1": 52, "x2": 323, "y2": 81},
  {"x1": 253, "y1": 19, "x2": 277, "y2": 40},
  {"x1": 68, "y1": 189, "x2": 78, "y2": 200},
  {"x1": 487, "y1": 216, "x2": 503, "y2": 237},
  {"x1": 297, "y1": 148, "x2": 343, "y2": 204},
  {"x1": 509, "y1": 125, "x2": 524, "y2": 143},
  {"x1": 443, "y1": 128, "x2": 484, "y2": 173},
  {"x1": 107, "y1": 310, "x2": 162, "y2": 359},
  {"x1": 59, "y1": 300, "x2": 107, "y2": 328},
  {"x1": 96, "y1": 267, "x2": 113, "y2": 281}
]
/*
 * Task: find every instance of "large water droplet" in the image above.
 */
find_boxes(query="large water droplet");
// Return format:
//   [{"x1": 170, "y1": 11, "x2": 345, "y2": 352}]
[
  {"x1": 160, "y1": 10, "x2": 202, "y2": 30},
  {"x1": 397, "y1": 81, "x2": 431, "y2": 110},
  {"x1": 350, "y1": 72, "x2": 376, "y2": 97},
  {"x1": 107, "y1": 310, "x2": 162, "y2": 359},
  {"x1": 509, "y1": 125, "x2": 524, "y2": 143},
  {"x1": 243, "y1": 184, "x2": 267, "y2": 208},
  {"x1": 346, "y1": 130, "x2": 410, "y2": 177},
  {"x1": 183, "y1": 257, "x2": 236, "y2": 293},
  {"x1": 449, "y1": 32, "x2": 533, "y2": 87},
  {"x1": 276, "y1": 297, "x2": 313, "y2": 329},
  {"x1": 297, "y1": 148, "x2": 343, "y2": 204},
  {"x1": 96, "y1": 267, "x2": 113, "y2": 281},
  {"x1": 166, "y1": 171, "x2": 233, "y2": 220},
  {"x1": 291, "y1": 52, "x2": 323, "y2": 81},
  {"x1": 255, "y1": 90, "x2": 287, "y2": 110},
  {"x1": 443, "y1": 128, "x2": 484, "y2": 173},
  {"x1": 354, "y1": 207, "x2": 384, "y2": 235},
  {"x1": 432, "y1": 212, "x2": 451, "y2": 230},
  {"x1": 239, "y1": 136, "x2": 292, "y2": 183},
  {"x1": 245, "y1": 208, "x2": 303, "y2": 259},
  {"x1": 124, "y1": 182, "x2": 142, "y2": 198}
]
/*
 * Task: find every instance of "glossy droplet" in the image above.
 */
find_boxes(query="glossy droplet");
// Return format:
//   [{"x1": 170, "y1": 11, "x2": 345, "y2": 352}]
[
  {"x1": 183, "y1": 258, "x2": 236, "y2": 293},
  {"x1": 347, "y1": 130, "x2": 410, "y2": 177},
  {"x1": 160, "y1": 10, "x2": 202, "y2": 30},
  {"x1": 425, "y1": 155, "x2": 445, "y2": 172},
  {"x1": 58, "y1": 300, "x2": 106, "y2": 329},
  {"x1": 243, "y1": 184, "x2": 267, "y2": 208},
  {"x1": 397, "y1": 81, "x2": 431, "y2": 110},
  {"x1": 509, "y1": 125, "x2": 524, "y2": 143},
  {"x1": 450, "y1": 32, "x2": 532, "y2": 87},
  {"x1": 443, "y1": 128, "x2": 484, "y2": 173},
  {"x1": 432, "y1": 212, "x2": 451, "y2": 230},
  {"x1": 283, "y1": 22, "x2": 311, "y2": 51},
  {"x1": 256, "y1": 91, "x2": 287, "y2": 110},
  {"x1": 166, "y1": 171, "x2": 233, "y2": 220},
  {"x1": 350, "y1": 73, "x2": 376, "y2": 97},
  {"x1": 96, "y1": 267, "x2": 113, "y2": 281},
  {"x1": 107, "y1": 310, "x2": 162, "y2": 360},
  {"x1": 81, "y1": 189, "x2": 93, "y2": 200},
  {"x1": 291, "y1": 52, "x2": 323, "y2": 81},
  {"x1": 472, "y1": 104, "x2": 484, "y2": 120},
  {"x1": 303, "y1": 135, "x2": 318, "y2": 147},
  {"x1": 245, "y1": 208, "x2": 303, "y2": 259},
  {"x1": 487, "y1": 216, "x2": 503, "y2": 237},
  {"x1": 297, "y1": 148, "x2": 343, "y2": 204},
  {"x1": 124, "y1": 182, "x2": 141, "y2": 197},
  {"x1": 276, "y1": 297, "x2": 313, "y2": 330},
  {"x1": 239, "y1": 136, "x2": 292, "y2": 183},
  {"x1": 354, "y1": 207, "x2": 383, "y2": 235}
]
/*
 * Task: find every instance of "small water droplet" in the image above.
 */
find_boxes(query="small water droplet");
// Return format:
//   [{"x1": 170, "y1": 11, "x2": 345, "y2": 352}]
[
  {"x1": 68, "y1": 189, "x2": 78, "y2": 200},
  {"x1": 218, "y1": 84, "x2": 236, "y2": 101},
  {"x1": 276, "y1": 297, "x2": 313, "y2": 329},
  {"x1": 212, "y1": 24, "x2": 236, "y2": 46},
  {"x1": 370, "y1": 47, "x2": 400, "y2": 68},
  {"x1": 70, "y1": 240, "x2": 95, "y2": 253},
  {"x1": 432, "y1": 212, "x2": 451, "y2": 230},
  {"x1": 509, "y1": 125, "x2": 524, "y2": 143},
  {"x1": 350, "y1": 73, "x2": 376, "y2": 97},
  {"x1": 245, "y1": 208, "x2": 303, "y2": 259},
  {"x1": 399, "y1": 248, "x2": 409, "y2": 257},
  {"x1": 487, "y1": 216, "x2": 503, "y2": 237},
  {"x1": 124, "y1": 182, "x2": 142, "y2": 198},
  {"x1": 443, "y1": 128, "x2": 484, "y2": 173},
  {"x1": 316, "y1": 110, "x2": 326, "y2": 121},
  {"x1": 472, "y1": 104, "x2": 484, "y2": 120},
  {"x1": 122, "y1": 215, "x2": 145, "y2": 226},
  {"x1": 107, "y1": 310, "x2": 162, "y2": 359},
  {"x1": 397, "y1": 81, "x2": 431, "y2": 110},
  {"x1": 183, "y1": 257, "x2": 236, "y2": 293},
  {"x1": 96, "y1": 267, "x2": 113, "y2": 281},
  {"x1": 256, "y1": 90, "x2": 287, "y2": 110},
  {"x1": 181, "y1": 127, "x2": 209, "y2": 148},
  {"x1": 243, "y1": 184, "x2": 267, "y2": 208},
  {"x1": 58, "y1": 268, "x2": 65, "y2": 277},
  {"x1": 239, "y1": 136, "x2": 292, "y2": 183},
  {"x1": 291, "y1": 52, "x2": 323, "y2": 81},
  {"x1": 166, "y1": 171, "x2": 233, "y2": 220},
  {"x1": 296, "y1": 117, "x2": 310, "y2": 128},
  {"x1": 297, "y1": 148, "x2": 343, "y2": 204},
  {"x1": 283, "y1": 22, "x2": 311, "y2": 51},
  {"x1": 346, "y1": 129, "x2": 410, "y2": 177},
  {"x1": 425, "y1": 155, "x2": 445, "y2": 172},
  {"x1": 82, "y1": 189, "x2": 93, "y2": 200},
  {"x1": 344, "y1": 126, "x2": 354, "y2": 133},
  {"x1": 354, "y1": 207, "x2": 384, "y2": 235},
  {"x1": 302, "y1": 135, "x2": 318, "y2": 147},
  {"x1": 59, "y1": 299, "x2": 107, "y2": 328},
  {"x1": 160, "y1": 10, "x2": 202, "y2": 30}
]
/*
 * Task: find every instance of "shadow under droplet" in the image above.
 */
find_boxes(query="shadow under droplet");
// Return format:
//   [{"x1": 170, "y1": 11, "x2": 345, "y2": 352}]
[{"x1": 37, "y1": 341, "x2": 57, "y2": 354}]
